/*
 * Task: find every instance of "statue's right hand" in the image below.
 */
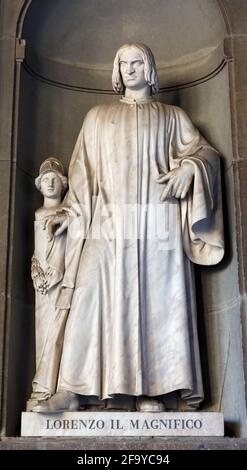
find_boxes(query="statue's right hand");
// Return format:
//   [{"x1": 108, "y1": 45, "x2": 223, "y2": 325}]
[
  {"x1": 33, "y1": 276, "x2": 48, "y2": 294},
  {"x1": 46, "y1": 214, "x2": 69, "y2": 240},
  {"x1": 33, "y1": 277, "x2": 41, "y2": 291}
]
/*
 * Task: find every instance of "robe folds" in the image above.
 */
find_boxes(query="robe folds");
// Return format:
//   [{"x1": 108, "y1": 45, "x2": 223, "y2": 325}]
[
  {"x1": 58, "y1": 97, "x2": 224, "y2": 406},
  {"x1": 32, "y1": 208, "x2": 68, "y2": 399}
]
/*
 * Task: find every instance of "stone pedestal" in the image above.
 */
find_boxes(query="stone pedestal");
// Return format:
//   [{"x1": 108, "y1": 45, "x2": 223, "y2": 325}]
[{"x1": 21, "y1": 412, "x2": 224, "y2": 437}]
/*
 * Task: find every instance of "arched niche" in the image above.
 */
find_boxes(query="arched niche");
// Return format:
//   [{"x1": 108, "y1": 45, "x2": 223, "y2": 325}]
[
  {"x1": 3, "y1": 0, "x2": 246, "y2": 438},
  {"x1": 23, "y1": 0, "x2": 227, "y2": 90}
]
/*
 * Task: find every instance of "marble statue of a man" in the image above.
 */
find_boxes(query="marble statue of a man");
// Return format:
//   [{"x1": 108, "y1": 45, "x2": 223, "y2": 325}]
[
  {"x1": 33, "y1": 44, "x2": 224, "y2": 413},
  {"x1": 28, "y1": 158, "x2": 69, "y2": 410}
]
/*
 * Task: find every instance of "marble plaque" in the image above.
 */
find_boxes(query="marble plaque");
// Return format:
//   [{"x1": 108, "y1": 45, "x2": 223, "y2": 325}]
[{"x1": 21, "y1": 412, "x2": 224, "y2": 437}]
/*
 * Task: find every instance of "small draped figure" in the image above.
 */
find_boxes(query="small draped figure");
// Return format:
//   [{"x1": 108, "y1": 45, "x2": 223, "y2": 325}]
[{"x1": 27, "y1": 158, "x2": 68, "y2": 410}]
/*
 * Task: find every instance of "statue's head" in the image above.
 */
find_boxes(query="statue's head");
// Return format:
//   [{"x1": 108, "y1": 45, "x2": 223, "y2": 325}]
[
  {"x1": 35, "y1": 157, "x2": 68, "y2": 199},
  {"x1": 112, "y1": 43, "x2": 159, "y2": 95}
]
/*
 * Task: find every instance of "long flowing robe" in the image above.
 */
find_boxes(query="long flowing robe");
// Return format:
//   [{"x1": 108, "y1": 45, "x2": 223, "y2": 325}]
[
  {"x1": 57, "y1": 97, "x2": 224, "y2": 406},
  {"x1": 31, "y1": 208, "x2": 69, "y2": 400}
]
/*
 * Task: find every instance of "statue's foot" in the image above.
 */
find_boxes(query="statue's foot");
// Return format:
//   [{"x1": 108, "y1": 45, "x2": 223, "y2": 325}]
[
  {"x1": 26, "y1": 391, "x2": 52, "y2": 411},
  {"x1": 32, "y1": 390, "x2": 80, "y2": 413},
  {"x1": 136, "y1": 396, "x2": 165, "y2": 412}
]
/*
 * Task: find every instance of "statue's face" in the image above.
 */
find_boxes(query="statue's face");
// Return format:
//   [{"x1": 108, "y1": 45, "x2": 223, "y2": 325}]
[
  {"x1": 40, "y1": 171, "x2": 62, "y2": 199},
  {"x1": 119, "y1": 47, "x2": 147, "y2": 91}
]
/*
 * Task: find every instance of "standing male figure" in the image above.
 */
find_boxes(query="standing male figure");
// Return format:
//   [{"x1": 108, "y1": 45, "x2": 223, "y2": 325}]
[{"x1": 34, "y1": 44, "x2": 224, "y2": 413}]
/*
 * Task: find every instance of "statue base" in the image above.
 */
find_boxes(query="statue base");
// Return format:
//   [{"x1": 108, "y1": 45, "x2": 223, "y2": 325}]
[{"x1": 21, "y1": 412, "x2": 224, "y2": 437}]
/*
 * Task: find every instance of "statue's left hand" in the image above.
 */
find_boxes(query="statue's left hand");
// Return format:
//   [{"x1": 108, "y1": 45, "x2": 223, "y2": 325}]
[{"x1": 157, "y1": 163, "x2": 195, "y2": 201}]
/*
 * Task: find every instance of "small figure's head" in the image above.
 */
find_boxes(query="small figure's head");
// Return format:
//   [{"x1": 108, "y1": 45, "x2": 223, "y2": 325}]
[
  {"x1": 112, "y1": 43, "x2": 159, "y2": 95},
  {"x1": 35, "y1": 158, "x2": 68, "y2": 199}
]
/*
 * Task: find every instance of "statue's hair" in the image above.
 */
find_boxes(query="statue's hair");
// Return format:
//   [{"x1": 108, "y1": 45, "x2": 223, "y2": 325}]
[
  {"x1": 112, "y1": 43, "x2": 159, "y2": 95},
  {"x1": 35, "y1": 171, "x2": 68, "y2": 193}
]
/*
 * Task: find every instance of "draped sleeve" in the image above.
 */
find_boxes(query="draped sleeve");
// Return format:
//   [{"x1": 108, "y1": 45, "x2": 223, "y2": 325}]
[
  {"x1": 61, "y1": 106, "x2": 99, "y2": 289},
  {"x1": 168, "y1": 105, "x2": 224, "y2": 265}
]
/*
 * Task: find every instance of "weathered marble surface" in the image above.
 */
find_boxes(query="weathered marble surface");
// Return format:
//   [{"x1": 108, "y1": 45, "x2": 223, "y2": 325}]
[
  {"x1": 28, "y1": 158, "x2": 68, "y2": 408},
  {"x1": 42, "y1": 44, "x2": 224, "y2": 414},
  {"x1": 21, "y1": 412, "x2": 224, "y2": 437}
]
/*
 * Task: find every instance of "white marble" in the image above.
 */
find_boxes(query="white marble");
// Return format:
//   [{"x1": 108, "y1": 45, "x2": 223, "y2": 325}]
[
  {"x1": 21, "y1": 412, "x2": 224, "y2": 437},
  {"x1": 28, "y1": 158, "x2": 68, "y2": 408},
  {"x1": 31, "y1": 44, "x2": 224, "y2": 413}
]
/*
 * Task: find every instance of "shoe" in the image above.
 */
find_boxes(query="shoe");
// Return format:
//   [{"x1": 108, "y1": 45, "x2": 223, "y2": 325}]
[
  {"x1": 136, "y1": 397, "x2": 165, "y2": 412},
  {"x1": 32, "y1": 390, "x2": 80, "y2": 413}
]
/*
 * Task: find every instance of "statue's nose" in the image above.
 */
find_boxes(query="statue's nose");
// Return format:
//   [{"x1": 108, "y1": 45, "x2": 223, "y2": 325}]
[{"x1": 126, "y1": 63, "x2": 134, "y2": 74}]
